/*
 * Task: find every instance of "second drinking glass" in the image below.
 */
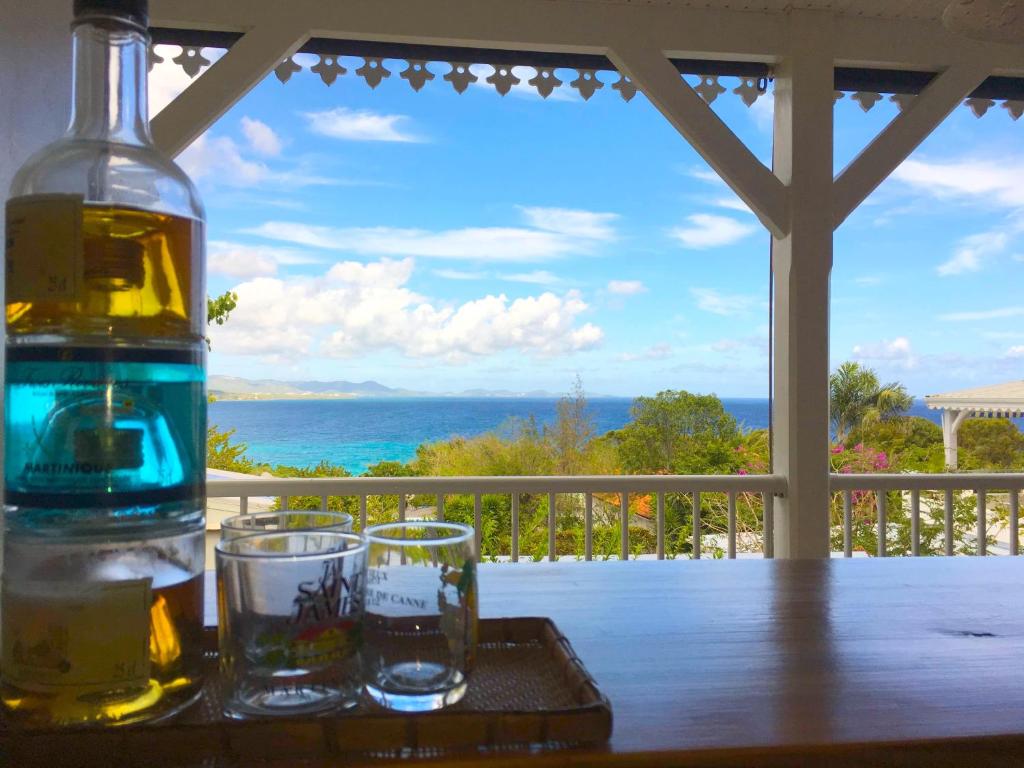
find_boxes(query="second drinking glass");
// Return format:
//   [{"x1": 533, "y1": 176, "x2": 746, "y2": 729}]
[{"x1": 361, "y1": 522, "x2": 477, "y2": 711}]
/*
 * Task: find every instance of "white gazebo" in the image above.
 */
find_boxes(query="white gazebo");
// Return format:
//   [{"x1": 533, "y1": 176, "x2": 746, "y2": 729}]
[{"x1": 926, "y1": 381, "x2": 1024, "y2": 469}]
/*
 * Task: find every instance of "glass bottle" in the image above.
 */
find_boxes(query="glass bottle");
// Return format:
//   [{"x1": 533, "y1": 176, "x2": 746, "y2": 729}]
[{"x1": 2, "y1": 0, "x2": 206, "y2": 726}]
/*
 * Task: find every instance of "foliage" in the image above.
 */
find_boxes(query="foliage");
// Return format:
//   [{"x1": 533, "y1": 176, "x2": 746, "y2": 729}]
[
  {"x1": 207, "y1": 291, "x2": 238, "y2": 327},
  {"x1": 829, "y1": 362, "x2": 913, "y2": 444},
  {"x1": 610, "y1": 390, "x2": 743, "y2": 474},
  {"x1": 958, "y1": 419, "x2": 1024, "y2": 471},
  {"x1": 846, "y1": 416, "x2": 944, "y2": 472},
  {"x1": 207, "y1": 426, "x2": 257, "y2": 474}
]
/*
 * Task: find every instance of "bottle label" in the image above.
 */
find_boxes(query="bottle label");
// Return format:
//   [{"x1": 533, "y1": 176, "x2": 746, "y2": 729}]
[
  {"x1": 5, "y1": 194, "x2": 84, "y2": 303},
  {"x1": 1, "y1": 579, "x2": 152, "y2": 694}
]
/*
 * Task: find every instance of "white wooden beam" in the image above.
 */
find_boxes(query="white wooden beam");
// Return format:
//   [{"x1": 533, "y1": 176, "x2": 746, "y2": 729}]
[
  {"x1": 833, "y1": 58, "x2": 993, "y2": 230},
  {"x1": 771, "y1": 11, "x2": 835, "y2": 559},
  {"x1": 607, "y1": 40, "x2": 789, "y2": 238},
  {"x1": 152, "y1": 20, "x2": 310, "y2": 157}
]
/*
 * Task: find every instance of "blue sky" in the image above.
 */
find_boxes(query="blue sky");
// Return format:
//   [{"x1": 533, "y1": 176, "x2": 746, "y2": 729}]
[{"x1": 151, "y1": 50, "x2": 1023, "y2": 398}]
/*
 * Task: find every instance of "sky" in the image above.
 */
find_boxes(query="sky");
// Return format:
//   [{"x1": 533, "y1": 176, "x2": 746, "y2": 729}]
[{"x1": 150, "y1": 49, "x2": 1023, "y2": 399}]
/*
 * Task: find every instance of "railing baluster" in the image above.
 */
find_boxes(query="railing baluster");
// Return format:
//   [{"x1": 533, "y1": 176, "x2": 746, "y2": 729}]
[
  {"x1": 691, "y1": 491, "x2": 701, "y2": 560},
  {"x1": 359, "y1": 495, "x2": 367, "y2": 531},
  {"x1": 843, "y1": 490, "x2": 852, "y2": 558},
  {"x1": 511, "y1": 493, "x2": 519, "y2": 563},
  {"x1": 584, "y1": 492, "x2": 593, "y2": 562},
  {"x1": 1012, "y1": 490, "x2": 1020, "y2": 557},
  {"x1": 762, "y1": 492, "x2": 774, "y2": 559},
  {"x1": 319, "y1": 495, "x2": 328, "y2": 513},
  {"x1": 239, "y1": 495, "x2": 248, "y2": 515},
  {"x1": 944, "y1": 489, "x2": 954, "y2": 556},
  {"x1": 549, "y1": 492, "x2": 557, "y2": 562},
  {"x1": 398, "y1": 494, "x2": 406, "y2": 522},
  {"x1": 876, "y1": 490, "x2": 887, "y2": 557},
  {"x1": 473, "y1": 494, "x2": 482, "y2": 557},
  {"x1": 727, "y1": 492, "x2": 737, "y2": 559},
  {"x1": 976, "y1": 490, "x2": 987, "y2": 556},
  {"x1": 910, "y1": 489, "x2": 920, "y2": 557},
  {"x1": 436, "y1": 493, "x2": 445, "y2": 522},
  {"x1": 620, "y1": 493, "x2": 629, "y2": 561},
  {"x1": 280, "y1": 495, "x2": 289, "y2": 510},
  {"x1": 657, "y1": 493, "x2": 666, "y2": 560}
]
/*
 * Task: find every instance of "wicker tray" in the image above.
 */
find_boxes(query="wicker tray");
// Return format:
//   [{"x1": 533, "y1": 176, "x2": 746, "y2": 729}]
[{"x1": 2, "y1": 617, "x2": 611, "y2": 765}]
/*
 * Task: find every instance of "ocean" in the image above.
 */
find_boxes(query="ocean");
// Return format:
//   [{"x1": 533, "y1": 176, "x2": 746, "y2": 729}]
[{"x1": 207, "y1": 397, "x2": 1000, "y2": 475}]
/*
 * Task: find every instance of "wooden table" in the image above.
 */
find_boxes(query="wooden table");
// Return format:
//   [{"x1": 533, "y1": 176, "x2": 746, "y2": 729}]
[{"x1": 205, "y1": 558, "x2": 1024, "y2": 766}]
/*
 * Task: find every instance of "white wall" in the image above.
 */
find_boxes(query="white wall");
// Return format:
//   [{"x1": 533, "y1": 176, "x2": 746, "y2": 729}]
[{"x1": 1, "y1": 1, "x2": 72, "y2": 224}]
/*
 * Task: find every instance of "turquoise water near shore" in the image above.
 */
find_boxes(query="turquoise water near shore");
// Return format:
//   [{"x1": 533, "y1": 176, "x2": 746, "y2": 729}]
[{"x1": 208, "y1": 397, "x2": 993, "y2": 476}]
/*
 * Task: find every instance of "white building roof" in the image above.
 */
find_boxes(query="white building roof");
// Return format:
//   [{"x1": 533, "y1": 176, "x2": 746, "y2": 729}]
[{"x1": 924, "y1": 381, "x2": 1024, "y2": 416}]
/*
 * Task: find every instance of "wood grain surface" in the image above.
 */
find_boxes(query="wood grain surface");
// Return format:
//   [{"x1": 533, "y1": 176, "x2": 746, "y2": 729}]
[{"x1": 204, "y1": 558, "x2": 1024, "y2": 766}]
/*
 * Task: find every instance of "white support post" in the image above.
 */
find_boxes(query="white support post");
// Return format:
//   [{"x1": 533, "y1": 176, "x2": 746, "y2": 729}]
[
  {"x1": 152, "y1": 20, "x2": 310, "y2": 157},
  {"x1": 941, "y1": 409, "x2": 971, "y2": 470},
  {"x1": 771, "y1": 11, "x2": 834, "y2": 559},
  {"x1": 833, "y1": 58, "x2": 992, "y2": 229},
  {"x1": 607, "y1": 39, "x2": 788, "y2": 238}
]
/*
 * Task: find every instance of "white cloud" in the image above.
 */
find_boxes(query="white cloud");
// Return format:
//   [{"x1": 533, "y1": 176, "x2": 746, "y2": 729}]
[
  {"x1": 1007, "y1": 346, "x2": 1024, "y2": 358},
  {"x1": 469, "y1": 65, "x2": 582, "y2": 102},
  {"x1": 690, "y1": 287, "x2": 760, "y2": 316},
  {"x1": 244, "y1": 206, "x2": 616, "y2": 263},
  {"x1": 209, "y1": 258, "x2": 604, "y2": 362},
  {"x1": 619, "y1": 343, "x2": 672, "y2": 362},
  {"x1": 851, "y1": 337, "x2": 917, "y2": 369},
  {"x1": 670, "y1": 214, "x2": 757, "y2": 249},
  {"x1": 688, "y1": 168, "x2": 724, "y2": 185},
  {"x1": 712, "y1": 197, "x2": 753, "y2": 214},
  {"x1": 178, "y1": 135, "x2": 334, "y2": 188},
  {"x1": 240, "y1": 116, "x2": 282, "y2": 157},
  {"x1": 501, "y1": 270, "x2": 561, "y2": 285},
  {"x1": 893, "y1": 157, "x2": 1024, "y2": 208},
  {"x1": 518, "y1": 207, "x2": 618, "y2": 239},
  {"x1": 607, "y1": 280, "x2": 646, "y2": 296},
  {"x1": 302, "y1": 107, "x2": 423, "y2": 142},
  {"x1": 208, "y1": 240, "x2": 322, "y2": 278},
  {"x1": 148, "y1": 46, "x2": 226, "y2": 115},
  {"x1": 433, "y1": 269, "x2": 487, "y2": 281},
  {"x1": 937, "y1": 230, "x2": 1009, "y2": 275},
  {"x1": 854, "y1": 275, "x2": 883, "y2": 286},
  {"x1": 747, "y1": 91, "x2": 774, "y2": 133},
  {"x1": 940, "y1": 306, "x2": 1024, "y2": 321}
]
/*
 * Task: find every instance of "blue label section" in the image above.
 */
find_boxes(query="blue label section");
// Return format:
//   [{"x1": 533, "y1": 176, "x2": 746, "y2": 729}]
[{"x1": 5, "y1": 352, "x2": 205, "y2": 510}]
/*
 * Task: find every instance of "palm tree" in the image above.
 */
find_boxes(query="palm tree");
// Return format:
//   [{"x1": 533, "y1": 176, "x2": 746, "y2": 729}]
[{"x1": 829, "y1": 362, "x2": 913, "y2": 444}]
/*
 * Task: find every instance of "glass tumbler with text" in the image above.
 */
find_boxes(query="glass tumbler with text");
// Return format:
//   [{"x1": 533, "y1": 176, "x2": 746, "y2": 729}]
[
  {"x1": 216, "y1": 531, "x2": 366, "y2": 718},
  {"x1": 362, "y1": 522, "x2": 477, "y2": 711}
]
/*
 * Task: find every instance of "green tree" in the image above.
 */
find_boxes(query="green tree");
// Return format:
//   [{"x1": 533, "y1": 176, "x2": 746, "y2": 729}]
[
  {"x1": 207, "y1": 426, "x2": 257, "y2": 473},
  {"x1": 959, "y1": 419, "x2": 1024, "y2": 471},
  {"x1": 208, "y1": 290, "x2": 238, "y2": 327},
  {"x1": 847, "y1": 416, "x2": 944, "y2": 472},
  {"x1": 829, "y1": 362, "x2": 913, "y2": 444},
  {"x1": 612, "y1": 390, "x2": 742, "y2": 474},
  {"x1": 545, "y1": 375, "x2": 595, "y2": 475}
]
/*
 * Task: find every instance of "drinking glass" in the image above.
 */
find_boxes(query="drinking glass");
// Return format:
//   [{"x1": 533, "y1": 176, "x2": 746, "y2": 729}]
[
  {"x1": 362, "y1": 522, "x2": 477, "y2": 711},
  {"x1": 216, "y1": 531, "x2": 366, "y2": 718},
  {"x1": 220, "y1": 510, "x2": 354, "y2": 540}
]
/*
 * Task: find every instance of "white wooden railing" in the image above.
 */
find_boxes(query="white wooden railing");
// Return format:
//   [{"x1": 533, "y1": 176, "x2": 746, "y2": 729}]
[
  {"x1": 208, "y1": 472, "x2": 1024, "y2": 559},
  {"x1": 830, "y1": 473, "x2": 1024, "y2": 558},
  {"x1": 207, "y1": 475, "x2": 786, "y2": 561}
]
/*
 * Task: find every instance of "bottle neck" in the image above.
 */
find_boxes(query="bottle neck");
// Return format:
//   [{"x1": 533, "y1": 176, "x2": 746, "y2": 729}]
[{"x1": 68, "y1": 18, "x2": 151, "y2": 145}]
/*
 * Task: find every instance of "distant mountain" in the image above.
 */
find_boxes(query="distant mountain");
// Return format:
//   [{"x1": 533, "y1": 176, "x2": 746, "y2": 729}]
[{"x1": 207, "y1": 375, "x2": 604, "y2": 399}]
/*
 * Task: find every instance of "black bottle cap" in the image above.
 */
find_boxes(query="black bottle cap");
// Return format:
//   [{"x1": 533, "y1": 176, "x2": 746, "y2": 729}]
[{"x1": 73, "y1": 0, "x2": 148, "y2": 29}]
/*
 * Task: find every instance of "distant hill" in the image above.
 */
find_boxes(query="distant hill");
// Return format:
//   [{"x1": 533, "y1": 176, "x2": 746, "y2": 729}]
[{"x1": 207, "y1": 375, "x2": 589, "y2": 400}]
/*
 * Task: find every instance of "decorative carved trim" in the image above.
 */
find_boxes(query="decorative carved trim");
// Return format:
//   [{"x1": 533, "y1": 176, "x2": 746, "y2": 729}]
[
  {"x1": 400, "y1": 59, "x2": 435, "y2": 91},
  {"x1": 149, "y1": 43, "x2": 1021, "y2": 120},
  {"x1": 311, "y1": 55, "x2": 346, "y2": 86},
  {"x1": 570, "y1": 68, "x2": 604, "y2": 100},
  {"x1": 355, "y1": 57, "x2": 391, "y2": 89},
  {"x1": 172, "y1": 45, "x2": 210, "y2": 78},
  {"x1": 274, "y1": 57, "x2": 302, "y2": 84},
  {"x1": 486, "y1": 65, "x2": 521, "y2": 96}
]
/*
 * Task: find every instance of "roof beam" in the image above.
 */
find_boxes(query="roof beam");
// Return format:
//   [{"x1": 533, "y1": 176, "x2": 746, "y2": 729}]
[
  {"x1": 151, "y1": 0, "x2": 1024, "y2": 75},
  {"x1": 607, "y1": 39, "x2": 789, "y2": 238},
  {"x1": 832, "y1": 57, "x2": 993, "y2": 230},
  {"x1": 152, "y1": 19, "x2": 309, "y2": 157}
]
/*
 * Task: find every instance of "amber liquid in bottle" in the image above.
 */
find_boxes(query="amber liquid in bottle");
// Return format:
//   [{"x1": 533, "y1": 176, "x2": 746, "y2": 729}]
[{"x1": 6, "y1": 204, "x2": 202, "y2": 339}]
